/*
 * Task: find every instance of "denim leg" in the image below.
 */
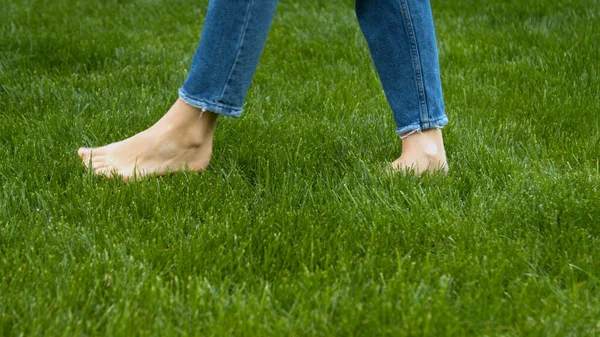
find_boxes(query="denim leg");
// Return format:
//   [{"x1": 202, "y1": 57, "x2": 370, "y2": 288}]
[
  {"x1": 179, "y1": 0, "x2": 279, "y2": 117},
  {"x1": 355, "y1": 0, "x2": 448, "y2": 137}
]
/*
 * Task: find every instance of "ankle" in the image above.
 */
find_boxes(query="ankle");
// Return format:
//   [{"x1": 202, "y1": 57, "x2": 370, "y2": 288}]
[
  {"x1": 159, "y1": 100, "x2": 217, "y2": 146},
  {"x1": 400, "y1": 128, "x2": 445, "y2": 157},
  {"x1": 178, "y1": 120, "x2": 215, "y2": 149}
]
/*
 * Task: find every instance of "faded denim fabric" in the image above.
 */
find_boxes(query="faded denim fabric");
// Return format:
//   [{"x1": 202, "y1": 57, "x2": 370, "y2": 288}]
[{"x1": 179, "y1": 0, "x2": 448, "y2": 136}]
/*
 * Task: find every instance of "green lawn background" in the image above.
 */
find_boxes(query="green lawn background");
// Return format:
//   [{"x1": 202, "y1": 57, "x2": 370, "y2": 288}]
[{"x1": 1, "y1": 0, "x2": 599, "y2": 335}]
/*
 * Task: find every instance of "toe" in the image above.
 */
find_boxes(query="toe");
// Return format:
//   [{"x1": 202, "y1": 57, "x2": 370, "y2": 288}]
[
  {"x1": 82, "y1": 146, "x2": 108, "y2": 157},
  {"x1": 79, "y1": 147, "x2": 102, "y2": 161},
  {"x1": 91, "y1": 156, "x2": 107, "y2": 167},
  {"x1": 81, "y1": 156, "x2": 108, "y2": 170},
  {"x1": 78, "y1": 148, "x2": 92, "y2": 161},
  {"x1": 91, "y1": 163, "x2": 113, "y2": 172},
  {"x1": 94, "y1": 166, "x2": 117, "y2": 179}
]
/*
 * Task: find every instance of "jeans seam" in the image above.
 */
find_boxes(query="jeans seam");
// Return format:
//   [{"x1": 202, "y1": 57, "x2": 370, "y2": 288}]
[
  {"x1": 396, "y1": 115, "x2": 448, "y2": 137},
  {"x1": 399, "y1": 0, "x2": 430, "y2": 122},
  {"x1": 421, "y1": 115, "x2": 447, "y2": 128},
  {"x1": 399, "y1": 116, "x2": 447, "y2": 130},
  {"x1": 217, "y1": 0, "x2": 255, "y2": 103},
  {"x1": 180, "y1": 88, "x2": 241, "y2": 111}
]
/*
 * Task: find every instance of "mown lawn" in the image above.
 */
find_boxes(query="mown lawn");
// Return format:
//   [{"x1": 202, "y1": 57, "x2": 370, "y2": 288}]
[{"x1": 1, "y1": 0, "x2": 599, "y2": 335}]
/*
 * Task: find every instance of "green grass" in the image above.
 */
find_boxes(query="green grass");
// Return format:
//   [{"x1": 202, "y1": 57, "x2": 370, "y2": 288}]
[{"x1": 1, "y1": 0, "x2": 599, "y2": 335}]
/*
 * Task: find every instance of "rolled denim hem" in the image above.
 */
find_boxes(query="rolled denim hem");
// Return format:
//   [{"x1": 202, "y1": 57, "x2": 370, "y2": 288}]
[
  {"x1": 178, "y1": 88, "x2": 242, "y2": 118},
  {"x1": 396, "y1": 115, "x2": 448, "y2": 138}
]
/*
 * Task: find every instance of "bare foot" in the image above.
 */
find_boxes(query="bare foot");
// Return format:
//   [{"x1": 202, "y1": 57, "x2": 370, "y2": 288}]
[
  {"x1": 390, "y1": 128, "x2": 448, "y2": 176},
  {"x1": 78, "y1": 99, "x2": 217, "y2": 181}
]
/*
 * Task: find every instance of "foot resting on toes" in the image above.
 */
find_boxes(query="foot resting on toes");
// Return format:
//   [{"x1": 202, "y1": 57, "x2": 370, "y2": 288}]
[
  {"x1": 390, "y1": 128, "x2": 448, "y2": 176},
  {"x1": 78, "y1": 99, "x2": 217, "y2": 181}
]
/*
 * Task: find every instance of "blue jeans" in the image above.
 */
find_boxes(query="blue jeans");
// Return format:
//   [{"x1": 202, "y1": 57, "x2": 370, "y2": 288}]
[{"x1": 179, "y1": 0, "x2": 448, "y2": 137}]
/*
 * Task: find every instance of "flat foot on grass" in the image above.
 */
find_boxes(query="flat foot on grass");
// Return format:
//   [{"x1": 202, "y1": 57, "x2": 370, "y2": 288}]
[{"x1": 78, "y1": 99, "x2": 217, "y2": 182}]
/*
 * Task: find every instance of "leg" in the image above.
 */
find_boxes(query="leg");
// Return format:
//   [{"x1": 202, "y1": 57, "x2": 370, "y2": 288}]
[
  {"x1": 355, "y1": 0, "x2": 449, "y2": 175},
  {"x1": 78, "y1": 0, "x2": 278, "y2": 181}
]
